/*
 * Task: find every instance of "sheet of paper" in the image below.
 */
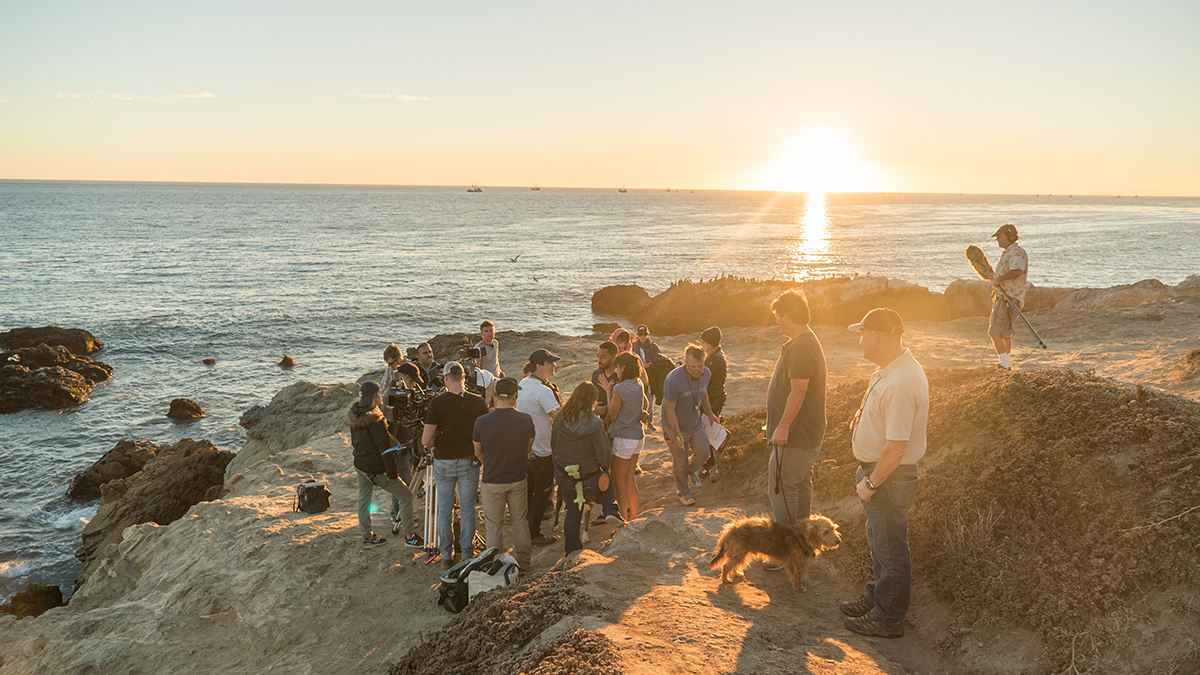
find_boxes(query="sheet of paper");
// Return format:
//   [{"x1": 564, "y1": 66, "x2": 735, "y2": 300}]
[{"x1": 704, "y1": 417, "x2": 729, "y2": 450}]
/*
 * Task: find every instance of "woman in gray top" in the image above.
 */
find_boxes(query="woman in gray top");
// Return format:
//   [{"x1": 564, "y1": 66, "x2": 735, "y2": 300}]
[{"x1": 605, "y1": 352, "x2": 646, "y2": 521}]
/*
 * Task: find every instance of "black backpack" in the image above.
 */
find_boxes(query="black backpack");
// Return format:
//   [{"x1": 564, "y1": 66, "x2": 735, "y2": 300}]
[
  {"x1": 293, "y1": 481, "x2": 331, "y2": 514},
  {"x1": 437, "y1": 547, "x2": 500, "y2": 613}
]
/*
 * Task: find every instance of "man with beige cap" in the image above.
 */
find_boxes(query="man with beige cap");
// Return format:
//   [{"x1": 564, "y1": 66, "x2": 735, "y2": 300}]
[
  {"x1": 988, "y1": 223, "x2": 1028, "y2": 370},
  {"x1": 840, "y1": 308, "x2": 929, "y2": 639}
]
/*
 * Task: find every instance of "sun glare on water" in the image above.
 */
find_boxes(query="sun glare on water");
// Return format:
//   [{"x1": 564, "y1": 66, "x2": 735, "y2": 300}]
[{"x1": 763, "y1": 127, "x2": 876, "y2": 193}]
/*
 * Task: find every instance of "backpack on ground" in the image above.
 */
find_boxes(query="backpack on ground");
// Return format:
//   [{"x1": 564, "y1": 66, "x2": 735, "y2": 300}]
[
  {"x1": 466, "y1": 552, "x2": 520, "y2": 599},
  {"x1": 438, "y1": 547, "x2": 514, "y2": 613},
  {"x1": 293, "y1": 481, "x2": 331, "y2": 514}
]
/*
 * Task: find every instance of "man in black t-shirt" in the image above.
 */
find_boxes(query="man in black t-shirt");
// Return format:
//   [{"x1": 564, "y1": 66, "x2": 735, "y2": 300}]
[
  {"x1": 473, "y1": 377, "x2": 535, "y2": 570},
  {"x1": 422, "y1": 361, "x2": 489, "y2": 567},
  {"x1": 765, "y1": 291, "x2": 828, "y2": 532}
]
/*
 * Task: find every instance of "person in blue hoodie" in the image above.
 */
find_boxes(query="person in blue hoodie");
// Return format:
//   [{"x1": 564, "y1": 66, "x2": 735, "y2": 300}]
[{"x1": 551, "y1": 381, "x2": 624, "y2": 555}]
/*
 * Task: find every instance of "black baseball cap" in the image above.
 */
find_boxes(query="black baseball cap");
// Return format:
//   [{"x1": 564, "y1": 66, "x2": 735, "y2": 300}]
[
  {"x1": 495, "y1": 377, "x2": 519, "y2": 399},
  {"x1": 636, "y1": 324, "x2": 649, "y2": 335},
  {"x1": 359, "y1": 380, "x2": 381, "y2": 406},
  {"x1": 528, "y1": 348, "x2": 561, "y2": 364}
]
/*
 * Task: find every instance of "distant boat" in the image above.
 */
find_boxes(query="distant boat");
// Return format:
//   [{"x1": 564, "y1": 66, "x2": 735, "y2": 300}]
[
  {"x1": 531, "y1": 185, "x2": 540, "y2": 191},
  {"x1": 467, "y1": 183, "x2": 482, "y2": 192},
  {"x1": 666, "y1": 187, "x2": 671, "y2": 192},
  {"x1": 617, "y1": 186, "x2": 627, "y2": 193}
]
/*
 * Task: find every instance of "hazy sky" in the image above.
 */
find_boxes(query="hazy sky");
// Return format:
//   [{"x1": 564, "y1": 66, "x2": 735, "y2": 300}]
[{"x1": 2, "y1": 1, "x2": 1198, "y2": 194}]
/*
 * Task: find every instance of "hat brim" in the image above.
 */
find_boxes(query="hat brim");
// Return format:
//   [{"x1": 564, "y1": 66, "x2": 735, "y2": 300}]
[{"x1": 847, "y1": 322, "x2": 866, "y2": 331}]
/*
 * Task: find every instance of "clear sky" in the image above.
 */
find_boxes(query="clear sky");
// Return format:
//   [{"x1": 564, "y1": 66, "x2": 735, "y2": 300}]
[{"x1": 2, "y1": 1, "x2": 1198, "y2": 195}]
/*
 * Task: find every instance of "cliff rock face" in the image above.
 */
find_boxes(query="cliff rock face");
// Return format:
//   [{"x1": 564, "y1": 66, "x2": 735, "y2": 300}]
[
  {"x1": 0, "y1": 344, "x2": 114, "y2": 413},
  {"x1": 0, "y1": 326, "x2": 103, "y2": 355},
  {"x1": 66, "y1": 440, "x2": 158, "y2": 501},
  {"x1": 75, "y1": 438, "x2": 233, "y2": 590},
  {"x1": 224, "y1": 381, "x2": 358, "y2": 481}
]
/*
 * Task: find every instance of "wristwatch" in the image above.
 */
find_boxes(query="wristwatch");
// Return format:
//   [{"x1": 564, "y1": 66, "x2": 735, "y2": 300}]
[{"x1": 864, "y1": 476, "x2": 879, "y2": 491}]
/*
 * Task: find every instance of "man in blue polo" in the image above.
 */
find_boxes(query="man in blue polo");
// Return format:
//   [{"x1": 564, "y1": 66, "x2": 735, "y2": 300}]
[{"x1": 662, "y1": 344, "x2": 717, "y2": 506}]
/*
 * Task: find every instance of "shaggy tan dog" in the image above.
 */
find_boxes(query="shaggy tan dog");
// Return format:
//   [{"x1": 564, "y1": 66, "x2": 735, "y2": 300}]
[{"x1": 709, "y1": 514, "x2": 842, "y2": 592}]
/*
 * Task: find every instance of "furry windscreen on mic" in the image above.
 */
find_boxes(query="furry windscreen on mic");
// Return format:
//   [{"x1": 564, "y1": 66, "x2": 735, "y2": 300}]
[{"x1": 965, "y1": 245, "x2": 995, "y2": 281}]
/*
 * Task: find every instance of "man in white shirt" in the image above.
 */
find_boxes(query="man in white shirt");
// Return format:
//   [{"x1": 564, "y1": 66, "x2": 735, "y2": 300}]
[
  {"x1": 516, "y1": 348, "x2": 562, "y2": 547},
  {"x1": 840, "y1": 308, "x2": 929, "y2": 640},
  {"x1": 988, "y1": 224, "x2": 1028, "y2": 370}
]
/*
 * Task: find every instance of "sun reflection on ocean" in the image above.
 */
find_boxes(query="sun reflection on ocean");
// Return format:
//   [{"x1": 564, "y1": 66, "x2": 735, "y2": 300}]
[{"x1": 787, "y1": 192, "x2": 834, "y2": 280}]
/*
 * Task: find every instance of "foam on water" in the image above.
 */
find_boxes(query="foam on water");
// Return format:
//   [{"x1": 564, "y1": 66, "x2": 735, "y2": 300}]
[{"x1": 1, "y1": 181, "x2": 1197, "y2": 600}]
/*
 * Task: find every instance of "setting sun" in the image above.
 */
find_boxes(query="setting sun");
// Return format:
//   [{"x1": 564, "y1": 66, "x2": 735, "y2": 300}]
[{"x1": 761, "y1": 127, "x2": 879, "y2": 193}]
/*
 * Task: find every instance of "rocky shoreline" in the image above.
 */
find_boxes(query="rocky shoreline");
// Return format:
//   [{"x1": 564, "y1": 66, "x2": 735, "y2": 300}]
[{"x1": 3, "y1": 280, "x2": 1200, "y2": 674}]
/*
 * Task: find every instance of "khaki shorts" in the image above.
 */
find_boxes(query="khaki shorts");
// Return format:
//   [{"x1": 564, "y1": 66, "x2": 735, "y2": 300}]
[{"x1": 988, "y1": 298, "x2": 1020, "y2": 338}]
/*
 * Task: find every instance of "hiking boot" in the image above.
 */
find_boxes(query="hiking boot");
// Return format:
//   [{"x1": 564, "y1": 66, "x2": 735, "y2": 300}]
[
  {"x1": 531, "y1": 533, "x2": 558, "y2": 547},
  {"x1": 405, "y1": 533, "x2": 424, "y2": 549},
  {"x1": 844, "y1": 614, "x2": 904, "y2": 639},
  {"x1": 362, "y1": 535, "x2": 387, "y2": 549},
  {"x1": 678, "y1": 494, "x2": 696, "y2": 506},
  {"x1": 605, "y1": 514, "x2": 626, "y2": 527},
  {"x1": 839, "y1": 595, "x2": 875, "y2": 617},
  {"x1": 709, "y1": 465, "x2": 721, "y2": 482}
]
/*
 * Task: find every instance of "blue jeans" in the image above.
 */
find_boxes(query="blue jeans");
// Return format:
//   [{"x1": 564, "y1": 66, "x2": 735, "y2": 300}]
[
  {"x1": 858, "y1": 463, "x2": 920, "y2": 621},
  {"x1": 553, "y1": 466, "x2": 619, "y2": 555},
  {"x1": 433, "y1": 459, "x2": 479, "y2": 561}
]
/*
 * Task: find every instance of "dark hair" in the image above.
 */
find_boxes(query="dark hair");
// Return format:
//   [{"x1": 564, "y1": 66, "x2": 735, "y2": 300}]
[
  {"x1": 598, "y1": 341, "x2": 618, "y2": 356},
  {"x1": 560, "y1": 381, "x2": 598, "y2": 425},
  {"x1": 480, "y1": 320, "x2": 494, "y2": 330},
  {"x1": 613, "y1": 329, "x2": 630, "y2": 344},
  {"x1": 383, "y1": 343, "x2": 401, "y2": 361},
  {"x1": 684, "y1": 344, "x2": 705, "y2": 362},
  {"x1": 771, "y1": 290, "x2": 811, "y2": 325},
  {"x1": 417, "y1": 342, "x2": 432, "y2": 353},
  {"x1": 522, "y1": 361, "x2": 535, "y2": 376},
  {"x1": 614, "y1": 352, "x2": 642, "y2": 381}
]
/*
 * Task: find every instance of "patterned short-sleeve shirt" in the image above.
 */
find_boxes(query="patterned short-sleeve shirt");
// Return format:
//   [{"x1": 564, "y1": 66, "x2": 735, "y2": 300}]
[{"x1": 994, "y1": 243, "x2": 1028, "y2": 305}]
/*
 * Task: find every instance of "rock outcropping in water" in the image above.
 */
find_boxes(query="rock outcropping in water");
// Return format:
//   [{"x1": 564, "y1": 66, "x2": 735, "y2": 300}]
[
  {"x1": 0, "y1": 343, "x2": 114, "y2": 413},
  {"x1": 594, "y1": 275, "x2": 1200, "y2": 335},
  {"x1": 0, "y1": 326, "x2": 104, "y2": 355},
  {"x1": 66, "y1": 440, "x2": 158, "y2": 501}
]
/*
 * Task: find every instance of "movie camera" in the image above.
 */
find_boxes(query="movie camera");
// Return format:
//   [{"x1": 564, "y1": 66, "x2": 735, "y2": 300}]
[{"x1": 387, "y1": 385, "x2": 435, "y2": 430}]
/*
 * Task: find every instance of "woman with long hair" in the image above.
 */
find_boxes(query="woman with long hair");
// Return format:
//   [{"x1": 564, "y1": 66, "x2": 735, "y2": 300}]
[
  {"x1": 609, "y1": 328, "x2": 633, "y2": 354},
  {"x1": 605, "y1": 352, "x2": 646, "y2": 521},
  {"x1": 551, "y1": 381, "x2": 623, "y2": 554}
]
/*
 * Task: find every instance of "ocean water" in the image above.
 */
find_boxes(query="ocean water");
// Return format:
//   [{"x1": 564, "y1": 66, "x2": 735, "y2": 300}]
[{"x1": 1, "y1": 181, "x2": 1198, "y2": 601}]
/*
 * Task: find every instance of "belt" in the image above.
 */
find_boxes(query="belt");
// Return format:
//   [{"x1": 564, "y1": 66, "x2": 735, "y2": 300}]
[{"x1": 858, "y1": 462, "x2": 918, "y2": 471}]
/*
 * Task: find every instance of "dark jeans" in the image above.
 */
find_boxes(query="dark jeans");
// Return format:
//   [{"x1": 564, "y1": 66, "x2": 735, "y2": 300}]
[
  {"x1": 553, "y1": 466, "x2": 619, "y2": 555},
  {"x1": 858, "y1": 463, "x2": 920, "y2": 622},
  {"x1": 526, "y1": 454, "x2": 555, "y2": 538},
  {"x1": 389, "y1": 448, "x2": 415, "y2": 524}
]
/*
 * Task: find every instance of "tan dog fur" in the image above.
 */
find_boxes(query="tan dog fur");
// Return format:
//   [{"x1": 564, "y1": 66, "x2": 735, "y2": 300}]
[{"x1": 709, "y1": 514, "x2": 842, "y2": 592}]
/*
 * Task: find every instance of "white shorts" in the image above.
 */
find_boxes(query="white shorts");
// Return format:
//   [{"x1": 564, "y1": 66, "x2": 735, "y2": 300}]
[{"x1": 611, "y1": 437, "x2": 644, "y2": 460}]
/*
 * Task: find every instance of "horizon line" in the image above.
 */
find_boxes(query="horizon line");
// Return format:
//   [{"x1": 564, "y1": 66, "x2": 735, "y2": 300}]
[{"x1": 0, "y1": 178, "x2": 1195, "y2": 199}]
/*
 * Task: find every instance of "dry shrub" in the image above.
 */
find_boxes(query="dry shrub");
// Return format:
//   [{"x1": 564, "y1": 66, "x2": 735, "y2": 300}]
[
  {"x1": 389, "y1": 562, "x2": 601, "y2": 675},
  {"x1": 721, "y1": 368, "x2": 1200, "y2": 671}
]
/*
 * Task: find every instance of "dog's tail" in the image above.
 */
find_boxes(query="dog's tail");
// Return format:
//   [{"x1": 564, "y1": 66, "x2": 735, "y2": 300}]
[{"x1": 709, "y1": 543, "x2": 726, "y2": 570}]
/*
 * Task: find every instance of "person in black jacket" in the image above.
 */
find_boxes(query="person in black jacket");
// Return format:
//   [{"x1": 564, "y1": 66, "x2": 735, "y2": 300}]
[
  {"x1": 699, "y1": 326, "x2": 727, "y2": 483},
  {"x1": 551, "y1": 381, "x2": 623, "y2": 555},
  {"x1": 347, "y1": 381, "x2": 421, "y2": 549}
]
